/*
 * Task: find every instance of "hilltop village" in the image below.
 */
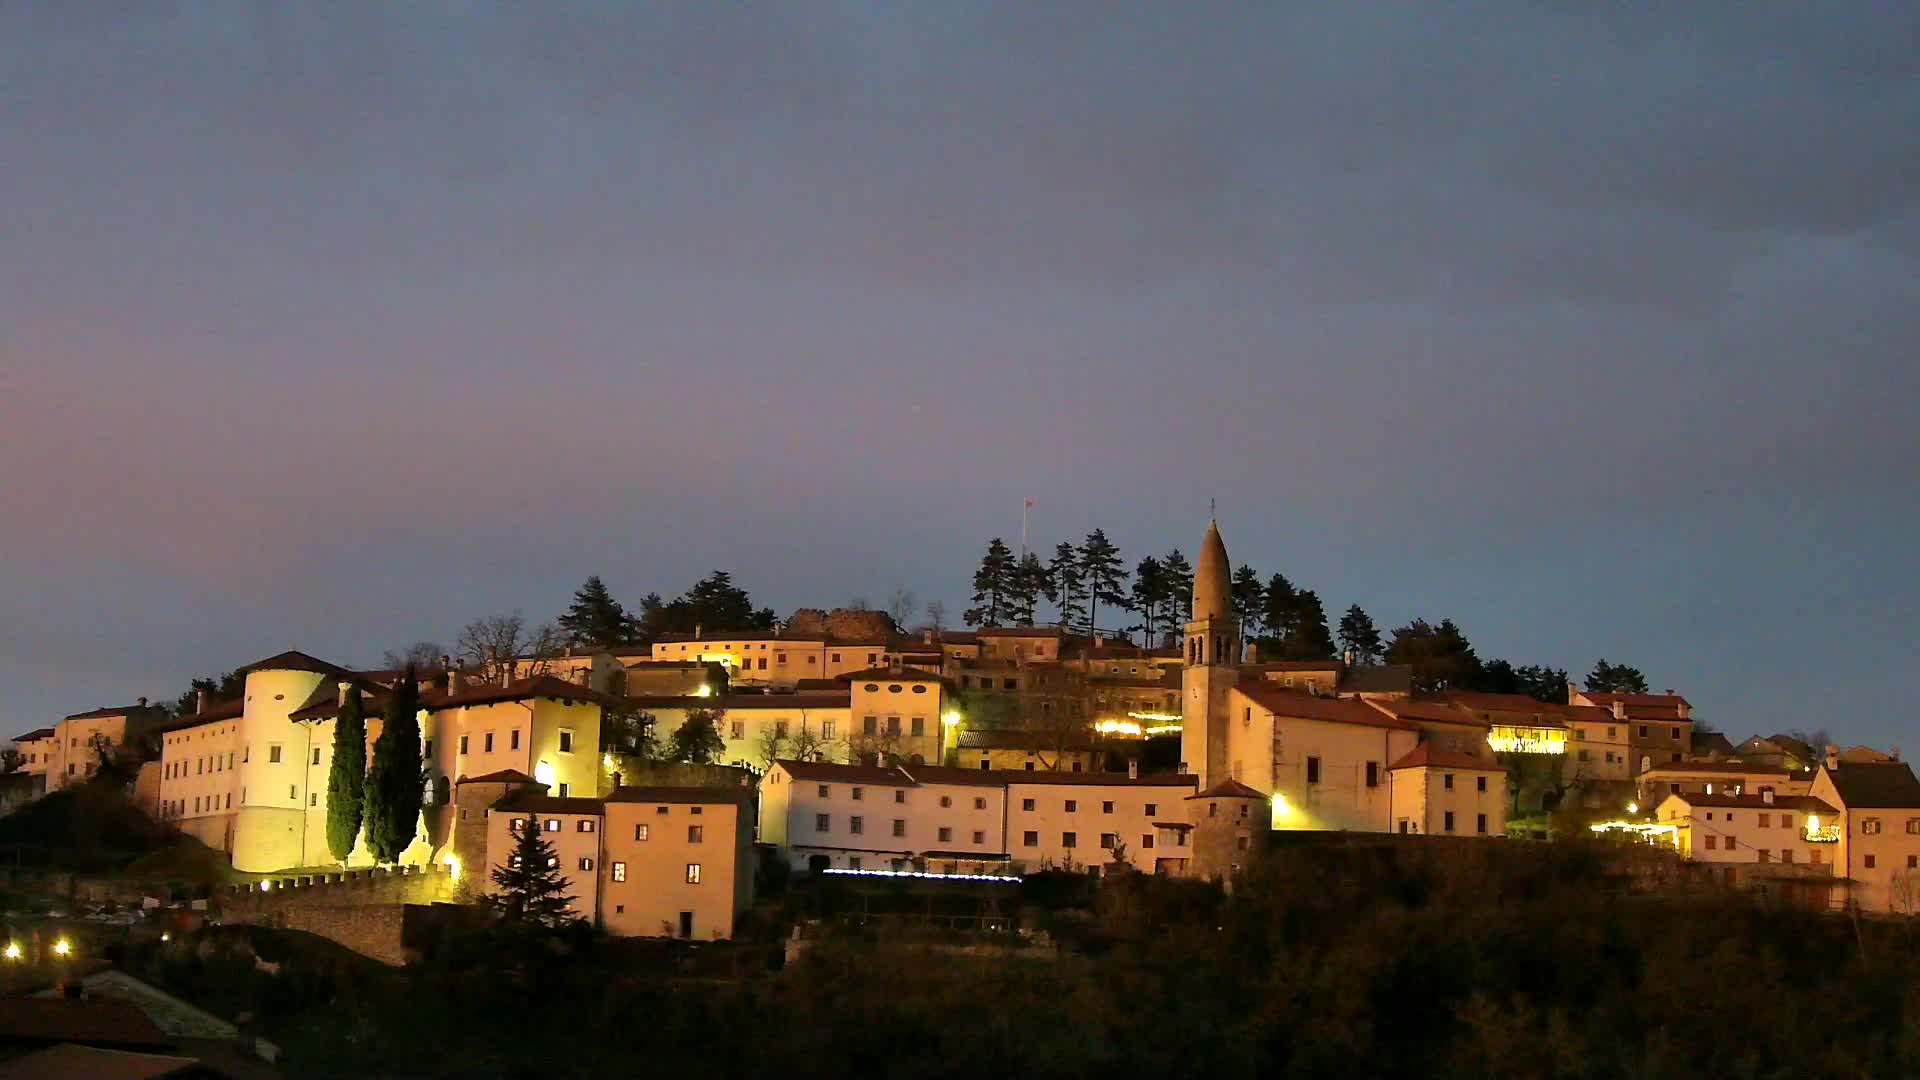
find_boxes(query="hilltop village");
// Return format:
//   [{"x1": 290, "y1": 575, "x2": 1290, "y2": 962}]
[{"x1": 9, "y1": 520, "x2": 1919, "y2": 942}]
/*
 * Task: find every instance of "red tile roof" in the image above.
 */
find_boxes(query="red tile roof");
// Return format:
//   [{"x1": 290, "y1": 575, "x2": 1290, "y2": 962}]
[
  {"x1": 239, "y1": 650, "x2": 351, "y2": 677},
  {"x1": 1584, "y1": 691, "x2": 1690, "y2": 709},
  {"x1": 1659, "y1": 792, "x2": 1836, "y2": 814},
  {"x1": 492, "y1": 790, "x2": 605, "y2": 816},
  {"x1": 774, "y1": 760, "x2": 914, "y2": 786},
  {"x1": 1640, "y1": 761, "x2": 1797, "y2": 776},
  {"x1": 11, "y1": 728, "x2": 56, "y2": 743},
  {"x1": 424, "y1": 676, "x2": 621, "y2": 712},
  {"x1": 1236, "y1": 683, "x2": 1420, "y2": 732},
  {"x1": 1190, "y1": 778, "x2": 1269, "y2": 800},
  {"x1": 459, "y1": 769, "x2": 537, "y2": 785},
  {"x1": 627, "y1": 692, "x2": 850, "y2": 711},
  {"x1": 1366, "y1": 699, "x2": 1482, "y2": 726},
  {"x1": 61, "y1": 705, "x2": 161, "y2": 722},
  {"x1": 1388, "y1": 743, "x2": 1504, "y2": 772},
  {"x1": 605, "y1": 785, "x2": 751, "y2": 806}
]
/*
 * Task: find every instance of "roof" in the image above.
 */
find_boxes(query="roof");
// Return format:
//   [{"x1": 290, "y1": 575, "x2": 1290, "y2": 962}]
[
  {"x1": 1388, "y1": 743, "x2": 1505, "y2": 772},
  {"x1": 425, "y1": 676, "x2": 621, "y2": 712},
  {"x1": 772, "y1": 759, "x2": 1194, "y2": 790},
  {"x1": 1657, "y1": 792, "x2": 1837, "y2": 814},
  {"x1": 238, "y1": 650, "x2": 351, "y2": 677},
  {"x1": 919, "y1": 850, "x2": 1011, "y2": 861},
  {"x1": 491, "y1": 789, "x2": 606, "y2": 816},
  {"x1": 1235, "y1": 682, "x2": 1420, "y2": 732},
  {"x1": 998, "y1": 769, "x2": 1196, "y2": 788},
  {"x1": 654, "y1": 631, "x2": 828, "y2": 644},
  {"x1": 11, "y1": 727, "x2": 55, "y2": 742},
  {"x1": 0, "y1": 1044, "x2": 205, "y2": 1080},
  {"x1": 619, "y1": 657, "x2": 713, "y2": 668},
  {"x1": 1192, "y1": 520, "x2": 1231, "y2": 623},
  {"x1": 285, "y1": 675, "x2": 394, "y2": 722},
  {"x1": 1335, "y1": 664, "x2": 1414, "y2": 695},
  {"x1": 1441, "y1": 691, "x2": 1572, "y2": 717},
  {"x1": 1245, "y1": 661, "x2": 1343, "y2": 673},
  {"x1": 605, "y1": 785, "x2": 750, "y2": 806},
  {"x1": 1366, "y1": 699, "x2": 1482, "y2": 726},
  {"x1": 626, "y1": 692, "x2": 851, "y2": 711},
  {"x1": 974, "y1": 627, "x2": 1064, "y2": 639},
  {"x1": 1640, "y1": 761, "x2": 1796, "y2": 776},
  {"x1": 838, "y1": 668, "x2": 955, "y2": 688},
  {"x1": 0, "y1": 996, "x2": 172, "y2": 1050},
  {"x1": 459, "y1": 769, "x2": 537, "y2": 785},
  {"x1": 1823, "y1": 762, "x2": 1920, "y2": 809},
  {"x1": 1691, "y1": 731, "x2": 1738, "y2": 757},
  {"x1": 152, "y1": 699, "x2": 244, "y2": 734},
  {"x1": 1584, "y1": 691, "x2": 1691, "y2": 709},
  {"x1": 1190, "y1": 778, "x2": 1269, "y2": 800},
  {"x1": 775, "y1": 760, "x2": 915, "y2": 786},
  {"x1": 61, "y1": 705, "x2": 159, "y2": 722}
]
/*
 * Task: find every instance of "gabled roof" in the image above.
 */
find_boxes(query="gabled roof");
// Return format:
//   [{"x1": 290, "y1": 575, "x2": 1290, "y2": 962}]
[
  {"x1": 424, "y1": 676, "x2": 620, "y2": 712},
  {"x1": 605, "y1": 785, "x2": 751, "y2": 806},
  {"x1": 1640, "y1": 761, "x2": 1797, "y2": 777},
  {"x1": 775, "y1": 759, "x2": 915, "y2": 786},
  {"x1": 1366, "y1": 699, "x2": 1482, "y2": 726},
  {"x1": 1235, "y1": 682, "x2": 1420, "y2": 732},
  {"x1": 0, "y1": 1044, "x2": 204, "y2": 1080},
  {"x1": 11, "y1": 727, "x2": 55, "y2": 743},
  {"x1": 239, "y1": 650, "x2": 351, "y2": 677},
  {"x1": 1823, "y1": 762, "x2": 1920, "y2": 809},
  {"x1": 285, "y1": 674, "x2": 396, "y2": 722},
  {"x1": 1244, "y1": 660, "x2": 1343, "y2": 673},
  {"x1": 1189, "y1": 778, "x2": 1268, "y2": 800},
  {"x1": 1584, "y1": 691, "x2": 1691, "y2": 709},
  {"x1": 1657, "y1": 791, "x2": 1836, "y2": 814},
  {"x1": 492, "y1": 790, "x2": 605, "y2": 816},
  {"x1": 999, "y1": 769, "x2": 1196, "y2": 788},
  {"x1": 459, "y1": 769, "x2": 537, "y2": 785},
  {"x1": 1388, "y1": 743, "x2": 1504, "y2": 772},
  {"x1": 1441, "y1": 691, "x2": 1573, "y2": 718},
  {"x1": 975, "y1": 627, "x2": 1064, "y2": 639},
  {"x1": 655, "y1": 631, "x2": 828, "y2": 643},
  {"x1": 61, "y1": 705, "x2": 160, "y2": 722}
]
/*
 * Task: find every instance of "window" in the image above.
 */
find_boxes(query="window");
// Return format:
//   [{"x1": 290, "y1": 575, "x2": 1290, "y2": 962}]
[
  {"x1": 579, "y1": 857, "x2": 594, "y2": 871},
  {"x1": 1100, "y1": 833, "x2": 1118, "y2": 849},
  {"x1": 423, "y1": 739, "x2": 432, "y2": 759},
  {"x1": 849, "y1": 857, "x2": 863, "y2": 870},
  {"x1": 1476, "y1": 776, "x2": 1487, "y2": 793},
  {"x1": 1476, "y1": 814, "x2": 1487, "y2": 834},
  {"x1": 892, "y1": 819, "x2": 905, "y2": 837},
  {"x1": 288, "y1": 785, "x2": 296, "y2": 799},
  {"x1": 310, "y1": 793, "x2": 319, "y2": 807},
  {"x1": 269, "y1": 744, "x2": 283, "y2": 764},
  {"x1": 1863, "y1": 818, "x2": 1883, "y2": 835},
  {"x1": 1908, "y1": 819, "x2": 1920, "y2": 835},
  {"x1": 938, "y1": 827, "x2": 952, "y2": 842},
  {"x1": 1145, "y1": 803, "x2": 1157, "y2": 817},
  {"x1": 894, "y1": 790, "x2": 906, "y2": 804},
  {"x1": 545, "y1": 819, "x2": 560, "y2": 832},
  {"x1": 1910, "y1": 855, "x2": 1918, "y2": 869},
  {"x1": 558, "y1": 782, "x2": 570, "y2": 797},
  {"x1": 1065, "y1": 800, "x2": 1078, "y2": 813},
  {"x1": 940, "y1": 796, "x2": 952, "y2": 808},
  {"x1": 1864, "y1": 854, "x2": 1877, "y2": 869},
  {"x1": 731, "y1": 720, "x2": 745, "y2": 740},
  {"x1": 1759, "y1": 813, "x2": 1771, "y2": 828},
  {"x1": 1023, "y1": 831, "x2": 1038, "y2": 847},
  {"x1": 972, "y1": 830, "x2": 985, "y2": 844},
  {"x1": 1443, "y1": 811, "x2": 1455, "y2": 833},
  {"x1": 612, "y1": 862, "x2": 627, "y2": 882},
  {"x1": 864, "y1": 715, "x2": 878, "y2": 736},
  {"x1": 1306, "y1": 757, "x2": 1321, "y2": 785},
  {"x1": 850, "y1": 816, "x2": 864, "y2": 835},
  {"x1": 1022, "y1": 798, "x2": 1035, "y2": 811},
  {"x1": 818, "y1": 785, "x2": 830, "y2": 798},
  {"x1": 460, "y1": 735, "x2": 469, "y2": 755},
  {"x1": 1142, "y1": 834, "x2": 1155, "y2": 850},
  {"x1": 1782, "y1": 849, "x2": 1794, "y2": 864},
  {"x1": 1705, "y1": 835, "x2": 1717, "y2": 851},
  {"x1": 484, "y1": 732, "x2": 494, "y2": 753},
  {"x1": 558, "y1": 730, "x2": 574, "y2": 754},
  {"x1": 688, "y1": 825, "x2": 704, "y2": 843},
  {"x1": 822, "y1": 721, "x2": 835, "y2": 740},
  {"x1": 832, "y1": 653, "x2": 841, "y2": 663},
  {"x1": 312, "y1": 747, "x2": 322, "y2": 765},
  {"x1": 657, "y1": 805, "x2": 670, "y2": 814},
  {"x1": 974, "y1": 797, "x2": 987, "y2": 810},
  {"x1": 815, "y1": 813, "x2": 830, "y2": 832},
  {"x1": 911, "y1": 717, "x2": 924, "y2": 736},
  {"x1": 686, "y1": 863, "x2": 702, "y2": 884},
  {"x1": 634, "y1": 824, "x2": 650, "y2": 841},
  {"x1": 886, "y1": 717, "x2": 901, "y2": 736},
  {"x1": 852, "y1": 787, "x2": 865, "y2": 802},
  {"x1": 578, "y1": 820, "x2": 596, "y2": 833},
  {"x1": 1102, "y1": 801, "x2": 1115, "y2": 814},
  {"x1": 511, "y1": 729, "x2": 520, "y2": 750},
  {"x1": 1365, "y1": 762, "x2": 1379, "y2": 788},
  {"x1": 1638, "y1": 725, "x2": 1648, "y2": 738},
  {"x1": 1062, "y1": 832, "x2": 1077, "y2": 848}
]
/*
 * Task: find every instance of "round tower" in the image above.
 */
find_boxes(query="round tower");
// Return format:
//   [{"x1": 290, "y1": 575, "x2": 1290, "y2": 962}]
[{"x1": 1180, "y1": 519, "x2": 1240, "y2": 788}]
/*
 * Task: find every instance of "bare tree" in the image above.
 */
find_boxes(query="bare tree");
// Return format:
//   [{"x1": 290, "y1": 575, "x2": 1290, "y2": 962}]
[
  {"x1": 755, "y1": 725, "x2": 789, "y2": 770},
  {"x1": 0, "y1": 748, "x2": 21, "y2": 775},
  {"x1": 788, "y1": 720, "x2": 831, "y2": 763},
  {"x1": 925, "y1": 600, "x2": 947, "y2": 632},
  {"x1": 382, "y1": 640, "x2": 448, "y2": 670},
  {"x1": 457, "y1": 611, "x2": 566, "y2": 679},
  {"x1": 887, "y1": 589, "x2": 918, "y2": 628}
]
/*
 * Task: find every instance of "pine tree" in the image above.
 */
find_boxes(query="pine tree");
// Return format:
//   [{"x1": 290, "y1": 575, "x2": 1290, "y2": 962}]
[
  {"x1": 324, "y1": 686, "x2": 368, "y2": 863},
  {"x1": 1261, "y1": 573, "x2": 1299, "y2": 651},
  {"x1": 668, "y1": 708, "x2": 726, "y2": 764},
  {"x1": 558, "y1": 575, "x2": 635, "y2": 648},
  {"x1": 1048, "y1": 542, "x2": 1085, "y2": 631},
  {"x1": 1230, "y1": 565, "x2": 1266, "y2": 637},
  {"x1": 1128, "y1": 555, "x2": 1168, "y2": 646},
  {"x1": 363, "y1": 670, "x2": 424, "y2": 863},
  {"x1": 1288, "y1": 589, "x2": 1336, "y2": 660},
  {"x1": 1161, "y1": 549, "x2": 1194, "y2": 623},
  {"x1": 965, "y1": 538, "x2": 1016, "y2": 627},
  {"x1": 1387, "y1": 619, "x2": 1483, "y2": 694},
  {"x1": 1009, "y1": 552, "x2": 1048, "y2": 626},
  {"x1": 1587, "y1": 659, "x2": 1649, "y2": 694},
  {"x1": 1338, "y1": 605, "x2": 1384, "y2": 664},
  {"x1": 486, "y1": 814, "x2": 578, "y2": 929},
  {"x1": 1078, "y1": 530, "x2": 1127, "y2": 640}
]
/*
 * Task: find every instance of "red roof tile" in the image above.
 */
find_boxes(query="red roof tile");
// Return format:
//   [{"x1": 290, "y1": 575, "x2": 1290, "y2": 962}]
[
  {"x1": 1389, "y1": 743, "x2": 1504, "y2": 772},
  {"x1": 424, "y1": 676, "x2": 621, "y2": 712},
  {"x1": 1190, "y1": 778, "x2": 1269, "y2": 800},
  {"x1": 459, "y1": 769, "x2": 537, "y2": 785},
  {"x1": 1236, "y1": 683, "x2": 1420, "y2": 732},
  {"x1": 605, "y1": 785, "x2": 751, "y2": 806}
]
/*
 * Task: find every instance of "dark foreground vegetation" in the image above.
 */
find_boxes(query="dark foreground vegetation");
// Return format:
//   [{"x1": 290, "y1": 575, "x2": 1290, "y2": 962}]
[{"x1": 123, "y1": 842, "x2": 1920, "y2": 1079}]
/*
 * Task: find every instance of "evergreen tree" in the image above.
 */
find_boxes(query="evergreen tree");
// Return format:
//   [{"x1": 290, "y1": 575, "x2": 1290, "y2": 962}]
[
  {"x1": 1386, "y1": 619, "x2": 1483, "y2": 694},
  {"x1": 668, "y1": 708, "x2": 726, "y2": 764},
  {"x1": 1287, "y1": 589, "x2": 1336, "y2": 660},
  {"x1": 1161, "y1": 549, "x2": 1194, "y2": 622},
  {"x1": 1078, "y1": 529, "x2": 1127, "y2": 639},
  {"x1": 965, "y1": 538, "x2": 1016, "y2": 627},
  {"x1": 1338, "y1": 605, "x2": 1384, "y2": 664},
  {"x1": 558, "y1": 575, "x2": 635, "y2": 648},
  {"x1": 1009, "y1": 552, "x2": 1048, "y2": 626},
  {"x1": 363, "y1": 671, "x2": 425, "y2": 863},
  {"x1": 1048, "y1": 542, "x2": 1085, "y2": 631},
  {"x1": 1261, "y1": 573, "x2": 1299, "y2": 650},
  {"x1": 1230, "y1": 565, "x2": 1266, "y2": 637},
  {"x1": 1128, "y1": 555, "x2": 1169, "y2": 646},
  {"x1": 324, "y1": 686, "x2": 368, "y2": 863},
  {"x1": 1587, "y1": 659, "x2": 1650, "y2": 694},
  {"x1": 1516, "y1": 663, "x2": 1572, "y2": 703},
  {"x1": 634, "y1": 572, "x2": 776, "y2": 640},
  {"x1": 485, "y1": 814, "x2": 578, "y2": 930}
]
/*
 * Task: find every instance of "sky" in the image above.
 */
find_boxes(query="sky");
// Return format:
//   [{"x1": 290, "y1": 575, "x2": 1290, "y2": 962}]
[{"x1": 2, "y1": 4, "x2": 1916, "y2": 748}]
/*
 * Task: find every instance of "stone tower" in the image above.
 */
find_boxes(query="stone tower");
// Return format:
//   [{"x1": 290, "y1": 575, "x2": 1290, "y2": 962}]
[{"x1": 1180, "y1": 519, "x2": 1239, "y2": 788}]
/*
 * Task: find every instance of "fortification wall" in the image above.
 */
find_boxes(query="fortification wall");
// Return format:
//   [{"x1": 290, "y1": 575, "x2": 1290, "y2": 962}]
[{"x1": 220, "y1": 864, "x2": 458, "y2": 965}]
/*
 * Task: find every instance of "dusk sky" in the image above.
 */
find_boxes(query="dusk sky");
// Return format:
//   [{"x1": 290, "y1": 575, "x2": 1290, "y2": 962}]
[{"x1": 3, "y1": 6, "x2": 1915, "y2": 748}]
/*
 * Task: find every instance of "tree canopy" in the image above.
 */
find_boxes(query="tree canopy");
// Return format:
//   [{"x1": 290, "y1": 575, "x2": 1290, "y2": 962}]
[
  {"x1": 485, "y1": 815, "x2": 579, "y2": 930},
  {"x1": 965, "y1": 538, "x2": 1016, "y2": 627},
  {"x1": 668, "y1": 708, "x2": 726, "y2": 764},
  {"x1": 324, "y1": 687, "x2": 368, "y2": 863},
  {"x1": 363, "y1": 673, "x2": 424, "y2": 863},
  {"x1": 558, "y1": 576, "x2": 637, "y2": 648},
  {"x1": 1587, "y1": 659, "x2": 1650, "y2": 694}
]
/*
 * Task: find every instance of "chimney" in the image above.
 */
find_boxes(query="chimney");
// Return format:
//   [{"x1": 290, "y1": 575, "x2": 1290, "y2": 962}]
[
  {"x1": 610, "y1": 770, "x2": 622, "y2": 791},
  {"x1": 694, "y1": 623, "x2": 703, "y2": 641},
  {"x1": 1128, "y1": 758, "x2": 1139, "y2": 780},
  {"x1": 196, "y1": 689, "x2": 208, "y2": 714},
  {"x1": 136, "y1": 696, "x2": 147, "y2": 709},
  {"x1": 447, "y1": 669, "x2": 464, "y2": 695},
  {"x1": 1246, "y1": 641, "x2": 1260, "y2": 665},
  {"x1": 1565, "y1": 680, "x2": 1577, "y2": 705},
  {"x1": 1763, "y1": 789, "x2": 1774, "y2": 805},
  {"x1": 1611, "y1": 701, "x2": 1626, "y2": 720},
  {"x1": 1824, "y1": 744, "x2": 1840, "y2": 771},
  {"x1": 923, "y1": 629, "x2": 934, "y2": 644},
  {"x1": 336, "y1": 680, "x2": 350, "y2": 707}
]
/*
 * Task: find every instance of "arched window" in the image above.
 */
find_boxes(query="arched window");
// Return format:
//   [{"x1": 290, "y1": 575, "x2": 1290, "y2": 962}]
[{"x1": 433, "y1": 774, "x2": 451, "y2": 805}]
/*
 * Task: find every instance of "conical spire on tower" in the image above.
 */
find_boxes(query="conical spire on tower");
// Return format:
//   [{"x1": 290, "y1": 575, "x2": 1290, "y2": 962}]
[{"x1": 1191, "y1": 519, "x2": 1232, "y2": 623}]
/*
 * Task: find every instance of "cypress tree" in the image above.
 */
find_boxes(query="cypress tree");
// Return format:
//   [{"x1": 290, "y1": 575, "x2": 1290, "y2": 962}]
[
  {"x1": 323, "y1": 686, "x2": 367, "y2": 863},
  {"x1": 363, "y1": 669, "x2": 425, "y2": 863}
]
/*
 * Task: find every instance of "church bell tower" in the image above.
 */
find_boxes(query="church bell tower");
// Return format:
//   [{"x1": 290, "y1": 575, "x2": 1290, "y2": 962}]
[{"x1": 1180, "y1": 519, "x2": 1239, "y2": 788}]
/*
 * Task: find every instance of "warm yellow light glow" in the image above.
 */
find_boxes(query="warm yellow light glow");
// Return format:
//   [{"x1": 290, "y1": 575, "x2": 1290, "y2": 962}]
[
  {"x1": 1095, "y1": 719, "x2": 1144, "y2": 737},
  {"x1": 2, "y1": 942, "x2": 19, "y2": 961},
  {"x1": 1487, "y1": 726, "x2": 1568, "y2": 755},
  {"x1": 52, "y1": 939, "x2": 71, "y2": 957},
  {"x1": 693, "y1": 684, "x2": 714, "y2": 698},
  {"x1": 442, "y1": 853, "x2": 462, "y2": 882},
  {"x1": 1125, "y1": 712, "x2": 1182, "y2": 723},
  {"x1": 602, "y1": 752, "x2": 615, "y2": 770},
  {"x1": 1804, "y1": 815, "x2": 1840, "y2": 843},
  {"x1": 534, "y1": 760, "x2": 555, "y2": 787},
  {"x1": 160, "y1": 933, "x2": 171, "y2": 943},
  {"x1": 1271, "y1": 793, "x2": 1290, "y2": 815},
  {"x1": 1143, "y1": 724, "x2": 1183, "y2": 736},
  {"x1": 1589, "y1": 820, "x2": 1678, "y2": 845},
  {"x1": 941, "y1": 711, "x2": 960, "y2": 727},
  {"x1": 259, "y1": 880, "x2": 273, "y2": 892},
  {"x1": 1626, "y1": 802, "x2": 1638, "y2": 814}
]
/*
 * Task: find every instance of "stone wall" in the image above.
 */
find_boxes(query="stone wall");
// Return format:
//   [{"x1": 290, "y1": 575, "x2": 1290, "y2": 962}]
[{"x1": 220, "y1": 864, "x2": 457, "y2": 965}]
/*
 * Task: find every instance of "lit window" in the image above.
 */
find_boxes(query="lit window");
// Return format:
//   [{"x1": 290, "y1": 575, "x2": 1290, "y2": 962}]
[
  {"x1": 685, "y1": 863, "x2": 702, "y2": 884},
  {"x1": 634, "y1": 824, "x2": 649, "y2": 841},
  {"x1": 688, "y1": 825, "x2": 704, "y2": 843},
  {"x1": 612, "y1": 862, "x2": 627, "y2": 882},
  {"x1": 578, "y1": 820, "x2": 596, "y2": 833},
  {"x1": 579, "y1": 857, "x2": 594, "y2": 871},
  {"x1": 545, "y1": 819, "x2": 560, "y2": 832}
]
